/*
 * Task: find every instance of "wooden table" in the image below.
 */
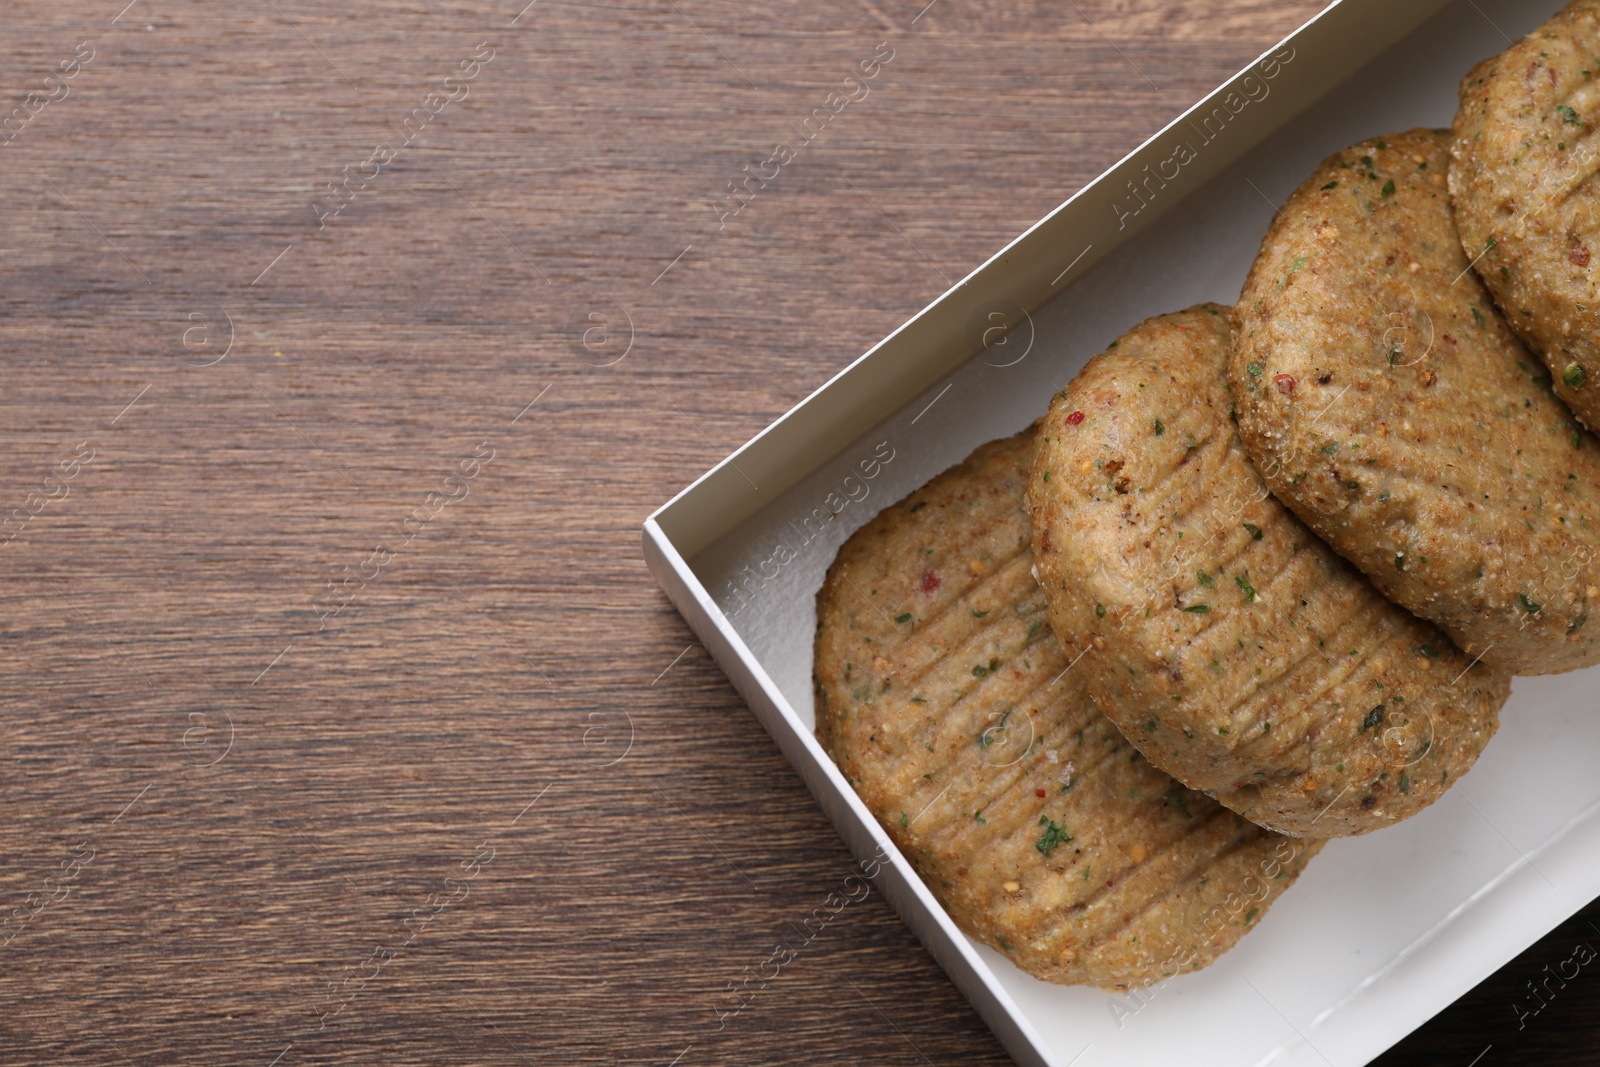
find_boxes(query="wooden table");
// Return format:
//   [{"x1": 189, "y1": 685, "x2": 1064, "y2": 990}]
[{"x1": 2, "y1": 1, "x2": 1596, "y2": 1063}]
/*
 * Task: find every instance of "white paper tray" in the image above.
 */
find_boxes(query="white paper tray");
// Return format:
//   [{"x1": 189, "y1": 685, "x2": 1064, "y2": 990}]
[{"x1": 644, "y1": 2, "x2": 1592, "y2": 1063}]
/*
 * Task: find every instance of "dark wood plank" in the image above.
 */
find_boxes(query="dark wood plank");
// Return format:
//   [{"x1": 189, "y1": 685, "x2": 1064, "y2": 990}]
[{"x1": 0, "y1": 1, "x2": 1589, "y2": 1064}]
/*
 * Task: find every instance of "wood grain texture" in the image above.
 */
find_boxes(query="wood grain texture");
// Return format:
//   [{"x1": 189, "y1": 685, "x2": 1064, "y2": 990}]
[{"x1": 0, "y1": 1, "x2": 1591, "y2": 1063}]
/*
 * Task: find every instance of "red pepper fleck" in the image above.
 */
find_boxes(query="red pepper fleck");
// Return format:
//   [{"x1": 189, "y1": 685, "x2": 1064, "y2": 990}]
[
  {"x1": 1035, "y1": 789, "x2": 1047, "y2": 798},
  {"x1": 1106, "y1": 880, "x2": 1115, "y2": 888},
  {"x1": 1274, "y1": 374, "x2": 1296, "y2": 395},
  {"x1": 920, "y1": 569, "x2": 941, "y2": 593},
  {"x1": 1572, "y1": 248, "x2": 1592, "y2": 267},
  {"x1": 1443, "y1": 334, "x2": 1457, "y2": 345},
  {"x1": 1066, "y1": 410, "x2": 1085, "y2": 426},
  {"x1": 1385, "y1": 255, "x2": 1396, "y2": 266}
]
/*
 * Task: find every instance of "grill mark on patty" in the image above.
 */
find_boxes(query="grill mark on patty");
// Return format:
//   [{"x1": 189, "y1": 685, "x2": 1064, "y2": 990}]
[
  {"x1": 1072, "y1": 809, "x2": 1261, "y2": 957},
  {"x1": 882, "y1": 548, "x2": 1040, "y2": 695},
  {"x1": 1236, "y1": 596, "x2": 1398, "y2": 727},
  {"x1": 1212, "y1": 560, "x2": 1383, "y2": 723},
  {"x1": 1064, "y1": 356, "x2": 1233, "y2": 545},
  {"x1": 840, "y1": 599, "x2": 1244, "y2": 932},
  {"x1": 915, "y1": 705, "x2": 1155, "y2": 855}
]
